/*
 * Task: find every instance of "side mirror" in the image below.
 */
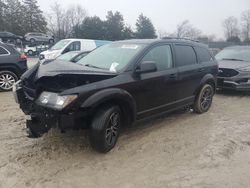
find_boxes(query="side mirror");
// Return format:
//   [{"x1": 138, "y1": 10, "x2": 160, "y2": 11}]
[{"x1": 136, "y1": 61, "x2": 157, "y2": 74}]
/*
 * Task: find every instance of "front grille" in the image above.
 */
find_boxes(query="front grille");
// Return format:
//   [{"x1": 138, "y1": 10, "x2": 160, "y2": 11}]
[{"x1": 218, "y1": 68, "x2": 239, "y2": 77}]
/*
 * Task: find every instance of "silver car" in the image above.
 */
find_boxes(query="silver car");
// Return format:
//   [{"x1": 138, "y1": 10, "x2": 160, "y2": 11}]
[{"x1": 24, "y1": 32, "x2": 54, "y2": 44}]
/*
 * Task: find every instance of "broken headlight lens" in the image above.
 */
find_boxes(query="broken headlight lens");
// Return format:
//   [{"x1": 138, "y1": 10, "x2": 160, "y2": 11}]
[{"x1": 37, "y1": 91, "x2": 77, "y2": 110}]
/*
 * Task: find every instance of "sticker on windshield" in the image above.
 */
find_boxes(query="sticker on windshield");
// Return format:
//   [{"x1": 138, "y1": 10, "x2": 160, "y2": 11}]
[
  {"x1": 121, "y1": 45, "x2": 138, "y2": 49},
  {"x1": 110, "y1": 62, "x2": 119, "y2": 72}
]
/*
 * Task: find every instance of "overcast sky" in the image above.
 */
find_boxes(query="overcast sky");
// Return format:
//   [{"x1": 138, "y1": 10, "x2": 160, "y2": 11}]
[{"x1": 37, "y1": 0, "x2": 250, "y2": 39}]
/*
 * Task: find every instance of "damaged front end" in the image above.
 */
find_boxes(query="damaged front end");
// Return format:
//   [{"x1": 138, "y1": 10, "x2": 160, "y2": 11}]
[{"x1": 13, "y1": 60, "x2": 117, "y2": 138}]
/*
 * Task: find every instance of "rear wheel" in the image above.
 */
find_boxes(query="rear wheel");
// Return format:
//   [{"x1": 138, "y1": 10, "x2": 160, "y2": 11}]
[
  {"x1": 0, "y1": 71, "x2": 18, "y2": 91},
  {"x1": 194, "y1": 84, "x2": 214, "y2": 114},
  {"x1": 89, "y1": 105, "x2": 122, "y2": 153},
  {"x1": 28, "y1": 50, "x2": 33, "y2": 56}
]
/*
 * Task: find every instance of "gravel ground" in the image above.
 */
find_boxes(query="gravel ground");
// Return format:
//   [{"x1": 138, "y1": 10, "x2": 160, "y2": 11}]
[{"x1": 0, "y1": 58, "x2": 250, "y2": 187}]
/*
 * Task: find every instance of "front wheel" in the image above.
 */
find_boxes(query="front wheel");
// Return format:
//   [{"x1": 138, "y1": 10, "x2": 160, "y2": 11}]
[
  {"x1": 89, "y1": 105, "x2": 122, "y2": 153},
  {"x1": 49, "y1": 39, "x2": 54, "y2": 44},
  {"x1": 193, "y1": 84, "x2": 214, "y2": 114},
  {"x1": 30, "y1": 38, "x2": 35, "y2": 43},
  {"x1": 0, "y1": 71, "x2": 18, "y2": 91}
]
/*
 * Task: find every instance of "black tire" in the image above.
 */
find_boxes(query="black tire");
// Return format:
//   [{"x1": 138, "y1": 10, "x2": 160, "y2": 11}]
[
  {"x1": 194, "y1": 84, "x2": 214, "y2": 114},
  {"x1": 0, "y1": 71, "x2": 18, "y2": 91},
  {"x1": 30, "y1": 38, "x2": 35, "y2": 43},
  {"x1": 89, "y1": 105, "x2": 122, "y2": 153},
  {"x1": 49, "y1": 39, "x2": 54, "y2": 44},
  {"x1": 28, "y1": 50, "x2": 33, "y2": 56}
]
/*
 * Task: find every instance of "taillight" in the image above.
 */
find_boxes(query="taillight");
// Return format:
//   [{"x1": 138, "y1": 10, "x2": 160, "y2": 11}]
[{"x1": 20, "y1": 53, "x2": 27, "y2": 59}]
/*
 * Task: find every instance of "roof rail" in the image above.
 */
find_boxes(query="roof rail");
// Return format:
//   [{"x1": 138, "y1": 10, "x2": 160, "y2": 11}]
[{"x1": 162, "y1": 37, "x2": 199, "y2": 43}]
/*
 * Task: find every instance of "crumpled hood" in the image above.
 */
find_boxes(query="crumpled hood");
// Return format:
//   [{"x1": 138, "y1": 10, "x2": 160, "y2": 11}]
[
  {"x1": 36, "y1": 60, "x2": 116, "y2": 79},
  {"x1": 218, "y1": 60, "x2": 250, "y2": 69},
  {"x1": 21, "y1": 60, "x2": 117, "y2": 92}
]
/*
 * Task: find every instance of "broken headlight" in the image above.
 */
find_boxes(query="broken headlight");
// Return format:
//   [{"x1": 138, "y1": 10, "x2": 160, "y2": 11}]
[{"x1": 36, "y1": 91, "x2": 77, "y2": 110}]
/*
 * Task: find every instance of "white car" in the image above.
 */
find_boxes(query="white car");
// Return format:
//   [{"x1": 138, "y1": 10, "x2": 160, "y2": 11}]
[
  {"x1": 39, "y1": 39, "x2": 111, "y2": 63},
  {"x1": 24, "y1": 44, "x2": 49, "y2": 56}
]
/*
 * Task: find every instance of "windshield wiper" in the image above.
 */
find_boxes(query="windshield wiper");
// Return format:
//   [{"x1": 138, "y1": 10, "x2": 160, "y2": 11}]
[
  {"x1": 222, "y1": 58, "x2": 244, "y2": 61},
  {"x1": 84, "y1": 64, "x2": 107, "y2": 70}
]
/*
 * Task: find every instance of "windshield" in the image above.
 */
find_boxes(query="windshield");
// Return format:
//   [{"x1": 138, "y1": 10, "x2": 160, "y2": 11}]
[
  {"x1": 57, "y1": 51, "x2": 79, "y2": 61},
  {"x1": 50, "y1": 40, "x2": 70, "y2": 50},
  {"x1": 215, "y1": 47, "x2": 250, "y2": 62},
  {"x1": 77, "y1": 43, "x2": 145, "y2": 72}
]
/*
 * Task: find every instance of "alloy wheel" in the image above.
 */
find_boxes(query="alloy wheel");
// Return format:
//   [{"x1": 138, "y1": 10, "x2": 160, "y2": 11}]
[
  {"x1": 200, "y1": 86, "x2": 213, "y2": 111},
  {"x1": 0, "y1": 73, "x2": 16, "y2": 90},
  {"x1": 105, "y1": 112, "x2": 120, "y2": 145}
]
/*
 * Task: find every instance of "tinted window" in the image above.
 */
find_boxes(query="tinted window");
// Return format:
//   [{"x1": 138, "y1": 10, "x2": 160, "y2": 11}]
[
  {"x1": 196, "y1": 47, "x2": 213, "y2": 62},
  {"x1": 68, "y1": 41, "x2": 81, "y2": 51},
  {"x1": 0, "y1": 47, "x2": 9, "y2": 55},
  {"x1": 175, "y1": 45, "x2": 197, "y2": 67},
  {"x1": 142, "y1": 45, "x2": 173, "y2": 71}
]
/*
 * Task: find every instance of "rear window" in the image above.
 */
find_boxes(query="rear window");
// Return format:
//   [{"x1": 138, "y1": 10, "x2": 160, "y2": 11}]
[
  {"x1": 175, "y1": 45, "x2": 197, "y2": 67},
  {"x1": 196, "y1": 47, "x2": 213, "y2": 63},
  {"x1": 0, "y1": 47, "x2": 9, "y2": 55}
]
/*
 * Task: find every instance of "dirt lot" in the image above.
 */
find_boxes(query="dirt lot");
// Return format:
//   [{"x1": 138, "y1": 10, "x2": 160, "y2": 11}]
[{"x1": 0, "y1": 59, "x2": 250, "y2": 187}]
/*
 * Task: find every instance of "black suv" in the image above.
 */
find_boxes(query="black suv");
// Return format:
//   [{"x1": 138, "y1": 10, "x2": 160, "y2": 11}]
[
  {"x1": 13, "y1": 39, "x2": 218, "y2": 152},
  {"x1": 0, "y1": 42, "x2": 27, "y2": 91}
]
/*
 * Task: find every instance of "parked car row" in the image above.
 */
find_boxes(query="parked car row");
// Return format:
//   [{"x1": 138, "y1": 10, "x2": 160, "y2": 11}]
[{"x1": 0, "y1": 31, "x2": 54, "y2": 44}]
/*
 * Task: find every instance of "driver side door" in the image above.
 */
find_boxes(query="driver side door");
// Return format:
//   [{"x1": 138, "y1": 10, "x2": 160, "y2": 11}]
[
  {"x1": 62, "y1": 41, "x2": 81, "y2": 54},
  {"x1": 131, "y1": 44, "x2": 179, "y2": 118}
]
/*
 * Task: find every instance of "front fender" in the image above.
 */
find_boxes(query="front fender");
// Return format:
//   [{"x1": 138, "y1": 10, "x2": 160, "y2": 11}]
[{"x1": 81, "y1": 88, "x2": 136, "y2": 121}]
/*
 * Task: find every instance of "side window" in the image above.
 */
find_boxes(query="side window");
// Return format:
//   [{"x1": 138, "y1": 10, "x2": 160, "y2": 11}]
[
  {"x1": 68, "y1": 41, "x2": 81, "y2": 51},
  {"x1": 141, "y1": 45, "x2": 173, "y2": 71},
  {"x1": 195, "y1": 47, "x2": 213, "y2": 63},
  {"x1": 0, "y1": 47, "x2": 9, "y2": 55},
  {"x1": 175, "y1": 45, "x2": 197, "y2": 67}
]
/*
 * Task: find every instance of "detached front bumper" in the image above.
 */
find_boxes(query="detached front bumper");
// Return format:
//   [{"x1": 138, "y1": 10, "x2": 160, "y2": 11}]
[
  {"x1": 217, "y1": 77, "x2": 250, "y2": 91},
  {"x1": 13, "y1": 82, "x2": 88, "y2": 138}
]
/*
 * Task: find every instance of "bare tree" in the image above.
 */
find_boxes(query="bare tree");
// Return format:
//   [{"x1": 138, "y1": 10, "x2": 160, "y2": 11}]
[
  {"x1": 157, "y1": 29, "x2": 168, "y2": 39},
  {"x1": 47, "y1": 2, "x2": 86, "y2": 40},
  {"x1": 175, "y1": 20, "x2": 201, "y2": 39},
  {"x1": 222, "y1": 16, "x2": 240, "y2": 40},
  {"x1": 241, "y1": 10, "x2": 250, "y2": 42}
]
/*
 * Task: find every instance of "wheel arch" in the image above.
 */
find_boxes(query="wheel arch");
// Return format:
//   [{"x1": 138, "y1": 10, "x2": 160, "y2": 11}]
[
  {"x1": 0, "y1": 65, "x2": 21, "y2": 77},
  {"x1": 195, "y1": 74, "x2": 216, "y2": 96},
  {"x1": 81, "y1": 88, "x2": 137, "y2": 125}
]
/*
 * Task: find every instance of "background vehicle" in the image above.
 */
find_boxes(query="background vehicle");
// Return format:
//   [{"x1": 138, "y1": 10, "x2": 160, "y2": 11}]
[
  {"x1": 14, "y1": 39, "x2": 217, "y2": 152},
  {"x1": 24, "y1": 32, "x2": 54, "y2": 44},
  {"x1": 56, "y1": 51, "x2": 91, "y2": 62},
  {"x1": 39, "y1": 39, "x2": 111, "y2": 62},
  {"x1": 0, "y1": 31, "x2": 23, "y2": 42},
  {"x1": 24, "y1": 44, "x2": 49, "y2": 56},
  {"x1": 216, "y1": 46, "x2": 250, "y2": 91},
  {"x1": 0, "y1": 43, "x2": 27, "y2": 91}
]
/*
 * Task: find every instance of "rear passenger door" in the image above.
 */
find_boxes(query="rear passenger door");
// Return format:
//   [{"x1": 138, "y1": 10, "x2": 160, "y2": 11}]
[
  {"x1": 0, "y1": 46, "x2": 11, "y2": 64},
  {"x1": 174, "y1": 44, "x2": 204, "y2": 102}
]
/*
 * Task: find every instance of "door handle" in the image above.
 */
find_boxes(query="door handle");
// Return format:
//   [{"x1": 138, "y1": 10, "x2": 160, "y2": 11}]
[
  {"x1": 169, "y1": 73, "x2": 177, "y2": 79},
  {"x1": 198, "y1": 68, "x2": 205, "y2": 72}
]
